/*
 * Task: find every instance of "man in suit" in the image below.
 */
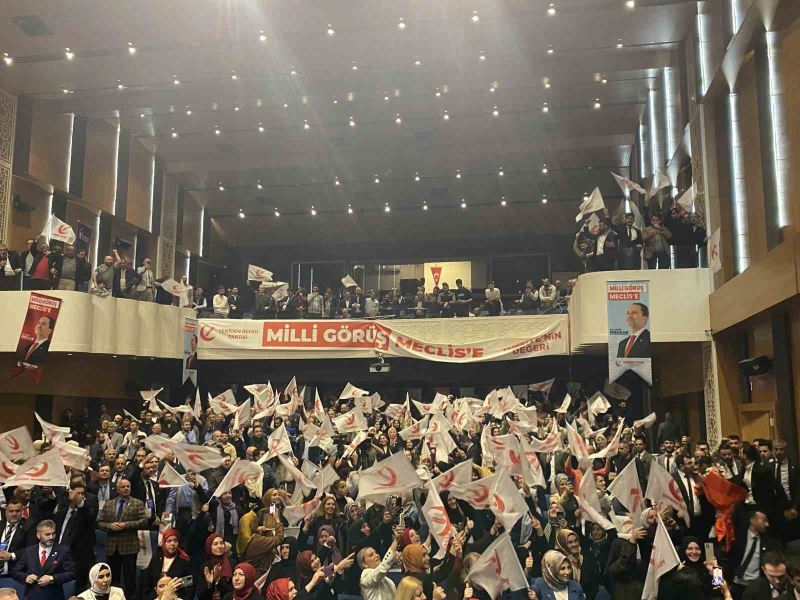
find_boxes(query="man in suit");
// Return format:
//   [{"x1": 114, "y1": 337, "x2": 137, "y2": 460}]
[
  {"x1": 54, "y1": 482, "x2": 95, "y2": 591},
  {"x1": 633, "y1": 433, "x2": 653, "y2": 490},
  {"x1": 0, "y1": 242, "x2": 23, "y2": 291},
  {"x1": 0, "y1": 500, "x2": 36, "y2": 589},
  {"x1": 672, "y1": 454, "x2": 715, "y2": 539},
  {"x1": 12, "y1": 519, "x2": 75, "y2": 600},
  {"x1": 590, "y1": 219, "x2": 619, "y2": 271},
  {"x1": 15, "y1": 316, "x2": 54, "y2": 369},
  {"x1": 772, "y1": 440, "x2": 800, "y2": 540},
  {"x1": 88, "y1": 463, "x2": 115, "y2": 511},
  {"x1": 128, "y1": 453, "x2": 165, "y2": 528},
  {"x1": 613, "y1": 212, "x2": 643, "y2": 269},
  {"x1": 726, "y1": 510, "x2": 782, "y2": 597},
  {"x1": 656, "y1": 437, "x2": 678, "y2": 473},
  {"x1": 96, "y1": 478, "x2": 147, "y2": 598},
  {"x1": 717, "y1": 441, "x2": 745, "y2": 481},
  {"x1": 616, "y1": 302, "x2": 651, "y2": 358},
  {"x1": 228, "y1": 286, "x2": 244, "y2": 319},
  {"x1": 741, "y1": 551, "x2": 787, "y2": 600}
]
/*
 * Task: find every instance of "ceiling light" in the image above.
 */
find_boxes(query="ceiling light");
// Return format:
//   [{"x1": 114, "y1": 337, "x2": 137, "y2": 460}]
[
  {"x1": 334, "y1": 177, "x2": 340, "y2": 186},
  {"x1": 64, "y1": 47, "x2": 75, "y2": 60},
  {"x1": 139, "y1": 112, "x2": 145, "y2": 118},
  {"x1": 443, "y1": 111, "x2": 450, "y2": 120},
  {"x1": 256, "y1": 182, "x2": 263, "y2": 190},
  {"x1": 593, "y1": 98, "x2": 602, "y2": 109},
  {"x1": 384, "y1": 203, "x2": 391, "y2": 213},
  {"x1": 479, "y1": 51, "x2": 486, "y2": 61},
  {"x1": 258, "y1": 123, "x2": 265, "y2": 132},
  {"x1": 500, "y1": 197, "x2": 507, "y2": 206},
  {"x1": 543, "y1": 77, "x2": 551, "y2": 89},
  {"x1": 219, "y1": 183, "x2": 225, "y2": 191},
  {"x1": 435, "y1": 89, "x2": 442, "y2": 97},
  {"x1": 351, "y1": 63, "x2": 358, "y2": 71},
  {"x1": 471, "y1": 11, "x2": 480, "y2": 22},
  {"x1": 117, "y1": 81, "x2": 125, "y2": 90},
  {"x1": 456, "y1": 170, "x2": 462, "y2": 179},
  {"x1": 601, "y1": 77, "x2": 608, "y2": 84},
  {"x1": 395, "y1": 114, "x2": 402, "y2": 124},
  {"x1": 489, "y1": 86, "x2": 496, "y2": 93},
  {"x1": 498, "y1": 168, "x2": 504, "y2": 176},
  {"x1": 384, "y1": 94, "x2": 390, "y2": 101},
  {"x1": 492, "y1": 106, "x2": 499, "y2": 117},
  {"x1": 259, "y1": 30, "x2": 267, "y2": 42},
  {"x1": 238, "y1": 209, "x2": 245, "y2": 218},
  {"x1": 423, "y1": 202, "x2": 428, "y2": 211},
  {"x1": 290, "y1": 68, "x2": 297, "y2": 75},
  {"x1": 347, "y1": 204, "x2": 354, "y2": 214},
  {"x1": 231, "y1": 72, "x2": 239, "y2": 80},
  {"x1": 460, "y1": 199, "x2": 467, "y2": 209},
  {"x1": 541, "y1": 164, "x2": 548, "y2": 174},
  {"x1": 414, "y1": 172, "x2": 420, "y2": 181},
  {"x1": 171, "y1": 129, "x2": 178, "y2": 138},
  {"x1": 3, "y1": 53, "x2": 12, "y2": 66},
  {"x1": 542, "y1": 102, "x2": 549, "y2": 113},
  {"x1": 374, "y1": 176, "x2": 381, "y2": 184},
  {"x1": 542, "y1": 197, "x2": 548, "y2": 204},
  {"x1": 214, "y1": 126, "x2": 221, "y2": 135},
  {"x1": 349, "y1": 117, "x2": 356, "y2": 127},
  {"x1": 626, "y1": 0, "x2": 635, "y2": 8},
  {"x1": 414, "y1": 59, "x2": 422, "y2": 66},
  {"x1": 547, "y1": 46, "x2": 554, "y2": 55},
  {"x1": 127, "y1": 43, "x2": 136, "y2": 55},
  {"x1": 616, "y1": 39, "x2": 624, "y2": 48},
  {"x1": 327, "y1": 25, "x2": 335, "y2": 36},
  {"x1": 283, "y1": 102, "x2": 289, "y2": 108},
  {"x1": 310, "y1": 206, "x2": 317, "y2": 216},
  {"x1": 274, "y1": 208, "x2": 280, "y2": 217},
  {"x1": 547, "y1": 3, "x2": 556, "y2": 16},
  {"x1": 398, "y1": 18, "x2": 406, "y2": 30},
  {"x1": 173, "y1": 76, "x2": 181, "y2": 85},
  {"x1": 62, "y1": 88, "x2": 72, "y2": 95},
  {"x1": 234, "y1": 105, "x2": 240, "y2": 112},
  {"x1": 304, "y1": 120, "x2": 310, "y2": 130},
  {"x1": 185, "y1": 106, "x2": 192, "y2": 115}
]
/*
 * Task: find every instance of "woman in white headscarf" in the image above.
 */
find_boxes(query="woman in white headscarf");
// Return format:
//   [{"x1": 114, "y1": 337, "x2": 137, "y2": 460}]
[{"x1": 78, "y1": 562, "x2": 127, "y2": 600}]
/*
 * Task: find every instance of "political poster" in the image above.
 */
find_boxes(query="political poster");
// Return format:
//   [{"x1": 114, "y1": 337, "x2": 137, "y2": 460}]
[
  {"x1": 75, "y1": 222, "x2": 93, "y2": 255},
  {"x1": 11, "y1": 293, "x2": 62, "y2": 383},
  {"x1": 183, "y1": 317, "x2": 198, "y2": 385},
  {"x1": 607, "y1": 280, "x2": 652, "y2": 384}
]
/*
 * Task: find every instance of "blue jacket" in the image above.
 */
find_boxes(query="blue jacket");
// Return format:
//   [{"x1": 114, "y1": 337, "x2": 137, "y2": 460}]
[
  {"x1": 12, "y1": 543, "x2": 75, "y2": 600},
  {"x1": 530, "y1": 577, "x2": 584, "y2": 600}
]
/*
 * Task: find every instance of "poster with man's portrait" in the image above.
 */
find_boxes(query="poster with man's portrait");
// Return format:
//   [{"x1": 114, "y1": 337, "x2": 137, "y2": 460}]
[
  {"x1": 12, "y1": 293, "x2": 62, "y2": 383},
  {"x1": 607, "y1": 280, "x2": 652, "y2": 384}
]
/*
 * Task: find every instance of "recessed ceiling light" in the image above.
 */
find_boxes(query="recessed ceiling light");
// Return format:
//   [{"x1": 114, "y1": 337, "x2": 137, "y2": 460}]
[
  {"x1": 327, "y1": 25, "x2": 335, "y2": 36},
  {"x1": 435, "y1": 89, "x2": 442, "y2": 97},
  {"x1": 334, "y1": 177, "x2": 340, "y2": 186},
  {"x1": 139, "y1": 112, "x2": 145, "y2": 118},
  {"x1": 500, "y1": 197, "x2": 507, "y2": 206},
  {"x1": 231, "y1": 72, "x2": 239, "y2": 80},
  {"x1": 479, "y1": 51, "x2": 486, "y2": 61},
  {"x1": 384, "y1": 203, "x2": 391, "y2": 212},
  {"x1": 443, "y1": 111, "x2": 450, "y2": 120},
  {"x1": 304, "y1": 120, "x2": 311, "y2": 130},
  {"x1": 456, "y1": 170, "x2": 462, "y2": 179},
  {"x1": 626, "y1": 0, "x2": 635, "y2": 8},
  {"x1": 256, "y1": 182, "x2": 263, "y2": 189},
  {"x1": 310, "y1": 206, "x2": 317, "y2": 216},
  {"x1": 414, "y1": 59, "x2": 422, "y2": 66},
  {"x1": 62, "y1": 88, "x2": 72, "y2": 95},
  {"x1": 547, "y1": 46, "x2": 554, "y2": 55},
  {"x1": 460, "y1": 199, "x2": 467, "y2": 209},
  {"x1": 65, "y1": 47, "x2": 74, "y2": 60},
  {"x1": 398, "y1": 18, "x2": 406, "y2": 30},
  {"x1": 219, "y1": 183, "x2": 225, "y2": 191},
  {"x1": 117, "y1": 80, "x2": 125, "y2": 90},
  {"x1": 347, "y1": 204, "x2": 354, "y2": 214},
  {"x1": 238, "y1": 209, "x2": 245, "y2": 218},
  {"x1": 471, "y1": 10, "x2": 480, "y2": 22},
  {"x1": 283, "y1": 101, "x2": 289, "y2": 108},
  {"x1": 127, "y1": 42, "x2": 136, "y2": 55},
  {"x1": 259, "y1": 30, "x2": 267, "y2": 42},
  {"x1": 541, "y1": 164, "x2": 548, "y2": 174},
  {"x1": 186, "y1": 106, "x2": 192, "y2": 115},
  {"x1": 498, "y1": 168, "x2": 504, "y2": 176},
  {"x1": 489, "y1": 86, "x2": 496, "y2": 93},
  {"x1": 414, "y1": 173, "x2": 420, "y2": 181},
  {"x1": 290, "y1": 68, "x2": 297, "y2": 75},
  {"x1": 543, "y1": 77, "x2": 551, "y2": 89},
  {"x1": 274, "y1": 208, "x2": 280, "y2": 217},
  {"x1": 173, "y1": 77, "x2": 181, "y2": 85},
  {"x1": 351, "y1": 63, "x2": 358, "y2": 71},
  {"x1": 3, "y1": 53, "x2": 12, "y2": 66},
  {"x1": 214, "y1": 126, "x2": 221, "y2": 135},
  {"x1": 542, "y1": 102, "x2": 549, "y2": 113},
  {"x1": 601, "y1": 77, "x2": 608, "y2": 84},
  {"x1": 395, "y1": 114, "x2": 402, "y2": 124},
  {"x1": 422, "y1": 202, "x2": 428, "y2": 211},
  {"x1": 374, "y1": 176, "x2": 381, "y2": 184},
  {"x1": 258, "y1": 123, "x2": 265, "y2": 132},
  {"x1": 492, "y1": 107, "x2": 499, "y2": 117},
  {"x1": 234, "y1": 105, "x2": 240, "y2": 112},
  {"x1": 593, "y1": 99, "x2": 602, "y2": 109},
  {"x1": 171, "y1": 129, "x2": 178, "y2": 138},
  {"x1": 547, "y1": 3, "x2": 556, "y2": 16},
  {"x1": 616, "y1": 39, "x2": 624, "y2": 48},
  {"x1": 349, "y1": 117, "x2": 356, "y2": 127},
  {"x1": 542, "y1": 197, "x2": 548, "y2": 204}
]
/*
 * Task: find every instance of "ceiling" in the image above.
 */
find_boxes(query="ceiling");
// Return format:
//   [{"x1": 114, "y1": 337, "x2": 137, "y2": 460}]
[{"x1": 0, "y1": 0, "x2": 695, "y2": 243}]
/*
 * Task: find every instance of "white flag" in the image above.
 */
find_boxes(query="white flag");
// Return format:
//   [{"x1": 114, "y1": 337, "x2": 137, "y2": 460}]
[
  {"x1": 432, "y1": 459, "x2": 473, "y2": 493},
  {"x1": 0, "y1": 448, "x2": 18, "y2": 483},
  {"x1": 143, "y1": 434, "x2": 176, "y2": 459},
  {"x1": 384, "y1": 403, "x2": 406, "y2": 421},
  {"x1": 421, "y1": 481, "x2": 453, "y2": 559},
  {"x1": 157, "y1": 462, "x2": 191, "y2": 488},
  {"x1": 357, "y1": 451, "x2": 423, "y2": 501},
  {"x1": 271, "y1": 283, "x2": 289, "y2": 300},
  {"x1": 193, "y1": 388, "x2": 203, "y2": 419},
  {"x1": 648, "y1": 171, "x2": 672, "y2": 199},
  {"x1": 528, "y1": 378, "x2": 555, "y2": 399},
  {"x1": 341, "y1": 275, "x2": 358, "y2": 288},
  {"x1": 342, "y1": 431, "x2": 369, "y2": 459},
  {"x1": 35, "y1": 413, "x2": 72, "y2": 442},
  {"x1": 276, "y1": 454, "x2": 316, "y2": 492},
  {"x1": 577, "y1": 466, "x2": 615, "y2": 530},
  {"x1": 587, "y1": 392, "x2": 611, "y2": 425},
  {"x1": 208, "y1": 391, "x2": 237, "y2": 416},
  {"x1": 555, "y1": 394, "x2": 572, "y2": 414},
  {"x1": 140, "y1": 389, "x2": 164, "y2": 413},
  {"x1": 575, "y1": 187, "x2": 605, "y2": 222},
  {"x1": 633, "y1": 412, "x2": 657, "y2": 430},
  {"x1": 283, "y1": 497, "x2": 321, "y2": 526},
  {"x1": 233, "y1": 400, "x2": 252, "y2": 431},
  {"x1": 0, "y1": 426, "x2": 35, "y2": 460},
  {"x1": 708, "y1": 228, "x2": 721, "y2": 273},
  {"x1": 247, "y1": 264, "x2": 274, "y2": 282},
  {"x1": 645, "y1": 460, "x2": 689, "y2": 523},
  {"x1": 42, "y1": 215, "x2": 76, "y2": 245},
  {"x1": 611, "y1": 172, "x2": 646, "y2": 197},
  {"x1": 340, "y1": 382, "x2": 369, "y2": 399},
  {"x1": 676, "y1": 184, "x2": 695, "y2": 211},
  {"x1": 332, "y1": 407, "x2": 368, "y2": 434},
  {"x1": 519, "y1": 437, "x2": 546, "y2": 489},
  {"x1": 52, "y1": 441, "x2": 90, "y2": 471},
  {"x1": 468, "y1": 533, "x2": 529, "y2": 599},
  {"x1": 642, "y1": 515, "x2": 681, "y2": 599},
  {"x1": 399, "y1": 416, "x2": 430, "y2": 441},
  {"x1": 607, "y1": 459, "x2": 645, "y2": 522},
  {"x1": 171, "y1": 443, "x2": 225, "y2": 471},
  {"x1": 213, "y1": 458, "x2": 263, "y2": 497},
  {"x1": 262, "y1": 424, "x2": 293, "y2": 459},
  {"x1": 3, "y1": 448, "x2": 69, "y2": 488}
]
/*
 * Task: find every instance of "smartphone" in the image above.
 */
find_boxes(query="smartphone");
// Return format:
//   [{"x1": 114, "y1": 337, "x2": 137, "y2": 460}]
[
  {"x1": 322, "y1": 564, "x2": 335, "y2": 578},
  {"x1": 711, "y1": 568, "x2": 724, "y2": 588},
  {"x1": 179, "y1": 575, "x2": 194, "y2": 588},
  {"x1": 399, "y1": 510, "x2": 405, "y2": 529},
  {"x1": 704, "y1": 542, "x2": 715, "y2": 564}
]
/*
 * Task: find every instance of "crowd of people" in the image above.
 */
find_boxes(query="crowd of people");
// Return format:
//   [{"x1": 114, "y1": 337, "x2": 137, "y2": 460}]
[
  {"x1": 574, "y1": 205, "x2": 707, "y2": 272},
  {"x1": 1, "y1": 380, "x2": 800, "y2": 600},
  {"x1": 204, "y1": 278, "x2": 574, "y2": 320}
]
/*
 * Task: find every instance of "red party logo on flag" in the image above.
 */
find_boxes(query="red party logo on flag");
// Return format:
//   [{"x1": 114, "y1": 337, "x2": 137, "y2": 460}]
[
  {"x1": 1, "y1": 461, "x2": 16, "y2": 477},
  {"x1": 430, "y1": 265, "x2": 442, "y2": 286},
  {"x1": 56, "y1": 224, "x2": 70, "y2": 236},
  {"x1": 429, "y1": 506, "x2": 452, "y2": 538},
  {"x1": 24, "y1": 462, "x2": 48, "y2": 478},
  {"x1": 438, "y1": 470, "x2": 455, "y2": 489},
  {"x1": 374, "y1": 467, "x2": 398, "y2": 490},
  {"x1": 200, "y1": 325, "x2": 216, "y2": 341},
  {"x1": 468, "y1": 484, "x2": 490, "y2": 505},
  {"x1": 6, "y1": 436, "x2": 20, "y2": 451}
]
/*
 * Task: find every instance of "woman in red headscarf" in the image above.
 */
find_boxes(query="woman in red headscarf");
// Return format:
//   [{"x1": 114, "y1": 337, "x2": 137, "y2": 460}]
[
  {"x1": 265, "y1": 578, "x2": 298, "y2": 600},
  {"x1": 145, "y1": 528, "x2": 194, "y2": 599},
  {"x1": 198, "y1": 533, "x2": 234, "y2": 600},
  {"x1": 223, "y1": 562, "x2": 260, "y2": 600}
]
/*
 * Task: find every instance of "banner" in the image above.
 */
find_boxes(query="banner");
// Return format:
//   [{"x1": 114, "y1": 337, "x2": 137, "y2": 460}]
[
  {"x1": 708, "y1": 228, "x2": 721, "y2": 273},
  {"x1": 12, "y1": 293, "x2": 62, "y2": 383},
  {"x1": 423, "y1": 261, "x2": 471, "y2": 292},
  {"x1": 197, "y1": 316, "x2": 568, "y2": 363},
  {"x1": 75, "y1": 222, "x2": 93, "y2": 254},
  {"x1": 182, "y1": 317, "x2": 198, "y2": 386},
  {"x1": 607, "y1": 280, "x2": 652, "y2": 384},
  {"x1": 41, "y1": 215, "x2": 76, "y2": 245}
]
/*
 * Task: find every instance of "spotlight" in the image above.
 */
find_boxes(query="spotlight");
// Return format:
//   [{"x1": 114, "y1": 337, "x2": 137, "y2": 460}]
[
  {"x1": 384, "y1": 94, "x2": 390, "y2": 101},
  {"x1": 304, "y1": 120, "x2": 311, "y2": 130},
  {"x1": 238, "y1": 209, "x2": 246, "y2": 219},
  {"x1": 219, "y1": 184, "x2": 225, "y2": 191},
  {"x1": 334, "y1": 177, "x2": 340, "y2": 186},
  {"x1": 414, "y1": 173, "x2": 420, "y2": 182},
  {"x1": 489, "y1": 86, "x2": 496, "y2": 93},
  {"x1": 127, "y1": 43, "x2": 136, "y2": 55},
  {"x1": 384, "y1": 203, "x2": 391, "y2": 212},
  {"x1": 65, "y1": 47, "x2": 75, "y2": 60},
  {"x1": 471, "y1": 10, "x2": 480, "y2": 22},
  {"x1": 395, "y1": 114, "x2": 402, "y2": 124},
  {"x1": 351, "y1": 63, "x2": 358, "y2": 71},
  {"x1": 310, "y1": 206, "x2": 317, "y2": 216},
  {"x1": 422, "y1": 202, "x2": 429, "y2": 211},
  {"x1": 234, "y1": 105, "x2": 240, "y2": 112},
  {"x1": 547, "y1": 3, "x2": 556, "y2": 15},
  {"x1": 327, "y1": 25, "x2": 335, "y2": 36},
  {"x1": 498, "y1": 168, "x2": 504, "y2": 176},
  {"x1": 542, "y1": 102, "x2": 549, "y2": 113},
  {"x1": 186, "y1": 107, "x2": 192, "y2": 115},
  {"x1": 214, "y1": 127, "x2": 221, "y2": 135},
  {"x1": 460, "y1": 199, "x2": 467, "y2": 209},
  {"x1": 626, "y1": 0, "x2": 635, "y2": 8},
  {"x1": 616, "y1": 39, "x2": 624, "y2": 48},
  {"x1": 541, "y1": 164, "x2": 548, "y2": 174},
  {"x1": 443, "y1": 111, "x2": 450, "y2": 120},
  {"x1": 542, "y1": 197, "x2": 548, "y2": 204},
  {"x1": 593, "y1": 99, "x2": 602, "y2": 109},
  {"x1": 492, "y1": 107, "x2": 499, "y2": 117},
  {"x1": 398, "y1": 18, "x2": 406, "y2": 30},
  {"x1": 347, "y1": 204, "x2": 354, "y2": 214},
  {"x1": 171, "y1": 129, "x2": 178, "y2": 138},
  {"x1": 2, "y1": 53, "x2": 12, "y2": 66},
  {"x1": 456, "y1": 170, "x2": 462, "y2": 179},
  {"x1": 500, "y1": 197, "x2": 507, "y2": 206},
  {"x1": 231, "y1": 72, "x2": 239, "y2": 80},
  {"x1": 117, "y1": 81, "x2": 125, "y2": 90},
  {"x1": 414, "y1": 59, "x2": 422, "y2": 66},
  {"x1": 259, "y1": 31, "x2": 267, "y2": 42},
  {"x1": 173, "y1": 77, "x2": 181, "y2": 86},
  {"x1": 274, "y1": 208, "x2": 280, "y2": 217},
  {"x1": 374, "y1": 176, "x2": 380, "y2": 184},
  {"x1": 258, "y1": 123, "x2": 265, "y2": 132},
  {"x1": 256, "y1": 182, "x2": 263, "y2": 190},
  {"x1": 547, "y1": 46, "x2": 554, "y2": 55},
  {"x1": 479, "y1": 51, "x2": 486, "y2": 61},
  {"x1": 349, "y1": 117, "x2": 356, "y2": 127}
]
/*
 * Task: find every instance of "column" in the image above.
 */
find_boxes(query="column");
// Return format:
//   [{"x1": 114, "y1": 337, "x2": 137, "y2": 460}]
[
  {"x1": 155, "y1": 171, "x2": 178, "y2": 279},
  {"x1": 728, "y1": 92, "x2": 750, "y2": 273},
  {"x1": 0, "y1": 89, "x2": 16, "y2": 241}
]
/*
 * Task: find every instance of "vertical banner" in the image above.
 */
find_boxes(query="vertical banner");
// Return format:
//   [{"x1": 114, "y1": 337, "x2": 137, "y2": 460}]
[
  {"x1": 607, "y1": 280, "x2": 652, "y2": 385},
  {"x1": 183, "y1": 317, "x2": 198, "y2": 385},
  {"x1": 12, "y1": 293, "x2": 62, "y2": 383},
  {"x1": 75, "y1": 222, "x2": 93, "y2": 254}
]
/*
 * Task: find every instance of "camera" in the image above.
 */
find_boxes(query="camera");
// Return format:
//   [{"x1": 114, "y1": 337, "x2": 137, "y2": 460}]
[{"x1": 369, "y1": 362, "x2": 391, "y2": 373}]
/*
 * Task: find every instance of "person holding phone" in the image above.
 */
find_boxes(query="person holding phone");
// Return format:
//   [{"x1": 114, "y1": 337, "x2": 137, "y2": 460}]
[{"x1": 144, "y1": 529, "x2": 194, "y2": 600}]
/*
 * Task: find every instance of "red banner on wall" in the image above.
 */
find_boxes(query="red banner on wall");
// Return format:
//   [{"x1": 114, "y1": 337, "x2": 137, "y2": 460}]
[
  {"x1": 11, "y1": 292, "x2": 62, "y2": 382},
  {"x1": 197, "y1": 316, "x2": 568, "y2": 362}
]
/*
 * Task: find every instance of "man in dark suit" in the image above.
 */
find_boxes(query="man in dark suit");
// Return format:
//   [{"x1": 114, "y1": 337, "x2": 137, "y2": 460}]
[
  {"x1": 54, "y1": 482, "x2": 95, "y2": 591},
  {"x1": 112, "y1": 255, "x2": 139, "y2": 298},
  {"x1": 12, "y1": 519, "x2": 75, "y2": 600},
  {"x1": 96, "y1": 478, "x2": 147, "y2": 598},
  {"x1": 725, "y1": 510, "x2": 783, "y2": 597},
  {"x1": 772, "y1": 440, "x2": 800, "y2": 540},
  {"x1": 591, "y1": 219, "x2": 619, "y2": 271},
  {"x1": 15, "y1": 316, "x2": 54, "y2": 368},
  {"x1": 0, "y1": 500, "x2": 36, "y2": 589},
  {"x1": 0, "y1": 242, "x2": 23, "y2": 291},
  {"x1": 633, "y1": 433, "x2": 653, "y2": 490},
  {"x1": 613, "y1": 212, "x2": 643, "y2": 270},
  {"x1": 672, "y1": 454, "x2": 715, "y2": 539},
  {"x1": 741, "y1": 551, "x2": 788, "y2": 600},
  {"x1": 127, "y1": 453, "x2": 165, "y2": 529},
  {"x1": 616, "y1": 302, "x2": 651, "y2": 358}
]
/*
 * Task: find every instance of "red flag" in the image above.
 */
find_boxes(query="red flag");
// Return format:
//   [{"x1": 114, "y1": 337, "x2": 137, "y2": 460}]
[{"x1": 701, "y1": 470, "x2": 747, "y2": 551}]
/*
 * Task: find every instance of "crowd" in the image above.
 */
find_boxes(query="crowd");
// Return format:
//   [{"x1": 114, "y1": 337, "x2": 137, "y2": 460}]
[
  {"x1": 574, "y1": 205, "x2": 707, "y2": 272},
  {"x1": 1, "y1": 380, "x2": 800, "y2": 600}
]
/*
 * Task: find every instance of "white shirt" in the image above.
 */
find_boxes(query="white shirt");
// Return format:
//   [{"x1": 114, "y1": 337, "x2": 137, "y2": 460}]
[
  {"x1": 680, "y1": 472, "x2": 701, "y2": 516},
  {"x1": 212, "y1": 294, "x2": 230, "y2": 316},
  {"x1": 626, "y1": 225, "x2": 639, "y2": 242},
  {"x1": 735, "y1": 530, "x2": 761, "y2": 584},
  {"x1": 360, "y1": 546, "x2": 398, "y2": 600},
  {"x1": 780, "y1": 461, "x2": 791, "y2": 500},
  {"x1": 744, "y1": 463, "x2": 755, "y2": 504},
  {"x1": 596, "y1": 231, "x2": 610, "y2": 255},
  {"x1": 485, "y1": 288, "x2": 501, "y2": 302}
]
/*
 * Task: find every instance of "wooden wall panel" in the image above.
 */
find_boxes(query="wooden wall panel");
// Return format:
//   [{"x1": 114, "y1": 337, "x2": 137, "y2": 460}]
[
  {"x1": 738, "y1": 56, "x2": 768, "y2": 261},
  {"x1": 780, "y1": 24, "x2": 800, "y2": 232},
  {"x1": 82, "y1": 119, "x2": 119, "y2": 214},
  {"x1": 126, "y1": 137, "x2": 154, "y2": 231},
  {"x1": 0, "y1": 394, "x2": 36, "y2": 433},
  {"x1": 8, "y1": 177, "x2": 51, "y2": 250},
  {"x1": 28, "y1": 111, "x2": 72, "y2": 191},
  {"x1": 181, "y1": 191, "x2": 202, "y2": 255}
]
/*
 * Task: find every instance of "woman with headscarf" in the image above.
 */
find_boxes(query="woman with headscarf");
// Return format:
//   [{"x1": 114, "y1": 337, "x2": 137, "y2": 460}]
[
  {"x1": 222, "y1": 562, "x2": 260, "y2": 600},
  {"x1": 296, "y1": 549, "x2": 355, "y2": 600},
  {"x1": 266, "y1": 578, "x2": 299, "y2": 600},
  {"x1": 401, "y1": 543, "x2": 437, "y2": 600},
  {"x1": 266, "y1": 537, "x2": 299, "y2": 586},
  {"x1": 77, "y1": 563, "x2": 126, "y2": 600},
  {"x1": 656, "y1": 536, "x2": 725, "y2": 599},
  {"x1": 207, "y1": 491, "x2": 241, "y2": 555},
  {"x1": 198, "y1": 533, "x2": 234, "y2": 600},
  {"x1": 316, "y1": 525, "x2": 343, "y2": 567},
  {"x1": 530, "y1": 550, "x2": 584, "y2": 600},
  {"x1": 554, "y1": 529, "x2": 583, "y2": 584},
  {"x1": 341, "y1": 514, "x2": 394, "y2": 596},
  {"x1": 144, "y1": 528, "x2": 194, "y2": 599},
  {"x1": 440, "y1": 492, "x2": 466, "y2": 530},
  {"x1": 579, "y1": 522, "x2": 616, "y2": 600},
  {"x1": 241, "y1": 489, "x2": 285, "y2": 577},
  {"x1": 301, "y1": 496, "x2": 343, "y2": 552}
]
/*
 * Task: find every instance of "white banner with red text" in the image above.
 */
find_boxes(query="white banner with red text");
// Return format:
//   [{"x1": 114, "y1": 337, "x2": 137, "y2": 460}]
[{"x1": 197, "y1": 315, "x2": 568, "y2": 362}]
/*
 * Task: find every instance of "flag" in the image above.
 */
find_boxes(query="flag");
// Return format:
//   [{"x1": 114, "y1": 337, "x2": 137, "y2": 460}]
[
  {"x1": 158, "y1": 462, "x2": 191, "y2": 488},
  {"x1": 208, "y1": 391, "x2": 237, "y2": 416},
  {"x1": 342, "y1": 431, "x2": 369, "y2": 459},
  {"x1": 648, "y1": 171, "x2": 672, "y2": 199},
  {"x1": 611, "y1": 172, "x2": 646, "y2": 197},
  {"x1": 701, "y1": 470, "x2": 747, "y2": 551},
  {"x1": 3, "y1": 448, "x2": 69, "y2": 488},
  {"x1": 171, "y1": 443, "x2": 225, "y2": 471},
  {"x1": 555, "y1": 394, "x2": 572, "y2": 414},
  {"x1": 485, "y1": 434, "x2": 522, "y2": 475},
  {"x1": 271, "y1": 283, "x2": 289, "y2": 300},
  {"x1": 247, "y1": 264, "x2": 274, "y2": 282},
  {"x1": 276, "y1": 454, "x2": 316, "y2": 492},
  {"x1": 341, "y1": 275, "x2": 358, "y2": 288},
  {"x1": 193, "y1": 388, "x2": 203, "y2": 419},
  {"x1": 160, "y1": 279, "x2": 190, "y2": 304},
  {"x1": 528, "y1": 378, "x2": 555, "y2": 399},
  {"x1": 708, "y1": 228, "x2": 722, "y2": 273},
  {"x1": 340, "y1": 382, "x2": 369, "y2": 399},
  {"x1": 575, "y1": 187, "x2": 605, "y2": 222},
  {"x1": 0, "y1": 426, "x2": 35, "y2": 460},
  {"x1": 527, "y1": 428, "x2": 560, "y2": 453},
  {"x1": 452, "y1": 471, "x2": 527, "y2": 530},
  {"x1": 143, "y1": 434, "x2": 176, "y2": 459},
  {"x1": 52, "y1": 441, "x2": 90, "y2": 471},
  {"x1": 642, "y1": 515, "x2": 681, "y2": 599},
  {"x1": 577, "y1": 466, "x2": 615, "y2": 530},
  {"x1": 35, "y1": 413, "x2": 72, "y2": 442},
  {"x1": 608, "y1": 459, "x2": 645, "y2": 521},
  {"x1": 140, "y1": 389, "x2": 164, "y2": 413},
  {"x1": 332, "y1": 407, "x2": 368, "y2": 434},
  {"x1": 519, "y1": 437, "x2": 546, "y2": 488},
  {"x1": 41, "y1": 215, "x2": 76, "y2": 245},
  {"x1": 384, "y1": 404, "x2": 405, "y2": 420},
  {"x1": 565, "y1": 420, "x2": 591, "y2": 464},
  {"x1": 213, "y1": 458, "x2": 263, "y2": 497},
  {"x1": 587, "y1": 392, "x2": 611, "y2": 425},
  {"x1": 357, "y1": 451, "x2": 423, "y2": 501},
  {"x1": 432, "y1": 459, "x2": 473, "y2": 493},
  {"x1": 0, "y1": 448, "x2": 18, "y2": 483},
  {"x1": 468, "y1": 533, "x2": 529, "y2": 599},
  {"x1": 634, "y1": 412, "x2": 657, "y2": 430},
  {"x1": 158, "y1": 401, "x2": 194, "y2": 417},
  {"x1": 449, "y1": 398, "x2": 473, "y2": 432},
  {"x1": 303, "y1": 416, "x2": 335, "y2": 452},
  {"x1": 233, "y1": 400, "x2": 252, "y2": 431},
  {"x1": 603, "y1": 379, "x2": 631, "y2": 400},
  {"x1": 283, "y1": 497, "x2": 322, "y2": 525},
  {"x1": 676, "y1": 184, "x2": 695, "y2": 211},
  {"x1": 262, "y1": 424, "x2": 293, "y2": 459},
  {"x1": 399, "y1": 416, "x2": 430, "y2": 441},
  {"x1": 645, "y1": 461, "x2": 689, "y2": 523},
  {"x1": 421, "y1": 481, "x2": 453, "y2": 559}
]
